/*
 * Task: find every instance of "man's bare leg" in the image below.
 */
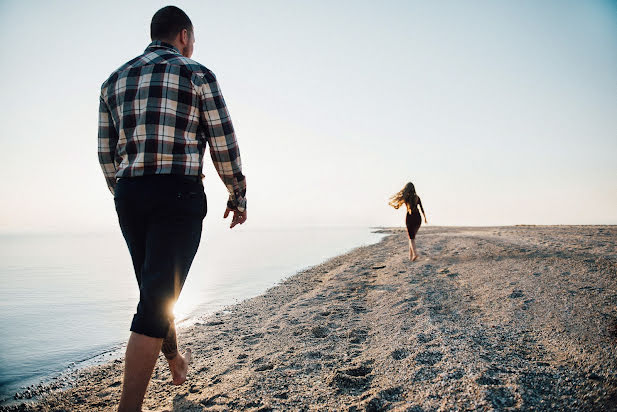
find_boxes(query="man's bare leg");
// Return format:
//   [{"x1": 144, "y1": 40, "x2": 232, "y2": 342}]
[
  {"x1": 118, "y1": 332, "x2": 162, "y2": 412},
  {"x1": 161, "y1": 322, "x2": 178, "y2": 360},
  {"x1": 162, "y1": 322, "x2": 192, "y2": 385}
]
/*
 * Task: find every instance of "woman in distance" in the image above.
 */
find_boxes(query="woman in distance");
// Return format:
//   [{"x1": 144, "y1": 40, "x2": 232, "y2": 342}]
[{"x1": 389, "y1": 182, "x2": 427, "y2": 261}]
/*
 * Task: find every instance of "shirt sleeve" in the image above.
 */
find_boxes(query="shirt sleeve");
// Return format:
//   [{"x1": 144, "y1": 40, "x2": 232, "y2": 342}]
[
  {"x1": 195, "y1": 71, "x2": 247, "y2": 213},
  {"x1": 97, "y1": 96, "x2": 119, "y2": 196}
]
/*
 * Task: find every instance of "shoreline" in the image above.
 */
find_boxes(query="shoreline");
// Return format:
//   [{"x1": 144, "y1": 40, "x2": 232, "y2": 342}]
[
  {"x1": 3, "y1": 226, "x2": 617, "y2": 411},
  {"x1": 1, "y1": 228, "x2": 389, "y2": 408}
]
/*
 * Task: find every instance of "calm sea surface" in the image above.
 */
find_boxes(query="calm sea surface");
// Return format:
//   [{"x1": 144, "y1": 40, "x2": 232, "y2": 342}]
[{"x1": 0, "y1": 226, "x2": 385, "y2": 402}]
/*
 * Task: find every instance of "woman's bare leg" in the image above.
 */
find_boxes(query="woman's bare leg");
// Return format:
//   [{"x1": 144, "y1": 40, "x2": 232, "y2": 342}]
[
  {"x1": 411, "y1": 239, "x2": 418, "y2": 261},
  {"x1": 408, "y1": 238, "x2": 413, "y2": 260}
]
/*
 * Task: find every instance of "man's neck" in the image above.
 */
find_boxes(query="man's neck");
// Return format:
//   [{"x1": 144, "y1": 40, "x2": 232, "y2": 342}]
[{"x1": 167, "y1": 40, "x2": 184, "y2": 55}]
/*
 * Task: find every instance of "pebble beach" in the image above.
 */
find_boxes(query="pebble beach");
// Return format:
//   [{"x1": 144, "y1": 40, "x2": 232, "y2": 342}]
[{"x1": 3, "y1": 226, "x2": 617, "y2": 411}]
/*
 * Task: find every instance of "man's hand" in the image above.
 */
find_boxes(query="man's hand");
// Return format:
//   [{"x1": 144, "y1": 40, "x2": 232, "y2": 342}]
[{"x1": 224, "y1": 207, "x2": 247, "y2": 229}]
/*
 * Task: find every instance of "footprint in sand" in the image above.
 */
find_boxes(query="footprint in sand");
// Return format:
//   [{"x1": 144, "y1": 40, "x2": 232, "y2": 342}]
[
  {"x1": 199, "y1": 393, "x2": 228, "y2": 408},
  {"x1": 348, "y1": 328, "x2": 369, "y2": 344},
  {"x1": 311, "y1": 325, "x2": 329, "y2": 338},
  {"x1": 416, "y1": 333, "x2": 434, "y2": 344},
  {"x1": 509, "y1": 290, "x2": 524, "y2": 299},
  {"x1": 306, "y1": 350, "x2": 322, "y2": 359},
  {"x1": 521, "y1": 298, "x2": 535, "y2": 310},
  {"x1": 254, "y1": 363, "x2": 274, "y2": 372},
  {"x1": 414, "y1": 366, "x2": 439, "y2": 382},
  {"x1": 420, "y1": 264, "x2": 436, "y2": 277},
  {"x1": 251, "y1": 356, "x2": 275, "y2": 372},
  {"x1": 415, "y1": 350, "x2": 443, "y2": 366},
  {"x1": 329, "y1": 364, "x2": 373, "y2": 394},
  {"x1": 486, "y1": 386, "x2": 516, "y2": 408},
  {"x1": 361, "y1": 386, "x2": 405, "y2": 410},
  {"x1": 446, "y1": 369, "x2": 465, "y2": 380},
  {"x1": 391, "y1": 348, "x2": 410, "y2": 360},
  {"x1": 476, "y1": 373, "x2": 501, "y2": 386}
]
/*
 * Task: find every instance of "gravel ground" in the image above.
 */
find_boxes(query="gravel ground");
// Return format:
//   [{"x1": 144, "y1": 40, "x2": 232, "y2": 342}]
[{"x1": 3, "y1": 226, "x2": 617, "y2": 411}]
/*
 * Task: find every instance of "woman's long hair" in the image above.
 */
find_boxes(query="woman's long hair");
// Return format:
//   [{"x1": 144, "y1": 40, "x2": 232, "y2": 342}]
[{"x1": 389, "y1": 182, "x2": 418, "y2": 214}]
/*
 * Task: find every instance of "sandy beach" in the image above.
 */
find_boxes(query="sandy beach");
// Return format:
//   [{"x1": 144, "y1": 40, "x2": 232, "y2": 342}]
[{"x1": 4, "y1": 226, "x2": 617, "y2": 411}]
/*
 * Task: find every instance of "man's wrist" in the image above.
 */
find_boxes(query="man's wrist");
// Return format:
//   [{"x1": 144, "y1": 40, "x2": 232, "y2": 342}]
[{"x1": 227, "y1": 198, "x2": 247, "y2": 213}]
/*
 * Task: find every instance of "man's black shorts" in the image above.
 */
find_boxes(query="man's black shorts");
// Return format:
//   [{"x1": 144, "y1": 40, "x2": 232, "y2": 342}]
[{"x1": 114, "y1": 174, "x2": 207, "y2": 338}]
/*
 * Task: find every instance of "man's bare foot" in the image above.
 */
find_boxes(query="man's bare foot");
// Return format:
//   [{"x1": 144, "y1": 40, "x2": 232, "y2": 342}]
[
  {"x1": 167, "y1": 348, "x2": 191, "y2": 385},
  {"x1": 411, "y1": 255, "x2": 418, "y2": 262}
]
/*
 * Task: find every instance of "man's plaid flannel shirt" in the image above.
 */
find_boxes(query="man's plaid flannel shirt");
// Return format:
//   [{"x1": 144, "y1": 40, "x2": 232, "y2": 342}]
[{"x1": 98, "y1": 41, "x2": 246, "y2": 212}]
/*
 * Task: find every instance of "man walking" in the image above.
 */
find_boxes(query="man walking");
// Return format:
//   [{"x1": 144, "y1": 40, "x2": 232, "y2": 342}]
[{"x1": 98, "y1": 6, "x2": 246, "y2": 411}]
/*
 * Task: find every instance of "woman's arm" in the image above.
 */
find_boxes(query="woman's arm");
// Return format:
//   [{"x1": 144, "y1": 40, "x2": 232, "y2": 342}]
[{"x1": 419, "y1": 198, "x2": 428, "y2": 224}]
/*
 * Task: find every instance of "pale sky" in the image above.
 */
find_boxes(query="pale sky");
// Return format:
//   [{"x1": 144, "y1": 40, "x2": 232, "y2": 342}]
[{"x1": 0, "y1": 0, "x2": 615, "y2": 233}]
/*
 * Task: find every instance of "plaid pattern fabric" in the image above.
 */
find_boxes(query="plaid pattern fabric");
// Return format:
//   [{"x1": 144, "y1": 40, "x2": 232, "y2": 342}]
[{"x1": 98, "y1": 41, "x2": 246, "y2": 212}]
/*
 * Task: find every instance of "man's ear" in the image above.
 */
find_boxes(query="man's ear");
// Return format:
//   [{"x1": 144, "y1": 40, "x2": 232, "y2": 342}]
[{"x1": 181, "y1": 29, "x2": 189, "y2": 45}]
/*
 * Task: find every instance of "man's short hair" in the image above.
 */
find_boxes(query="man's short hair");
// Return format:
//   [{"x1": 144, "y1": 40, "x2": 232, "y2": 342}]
[{"x1": 151, "y1": 6, "x2": 193, "y2": 42}]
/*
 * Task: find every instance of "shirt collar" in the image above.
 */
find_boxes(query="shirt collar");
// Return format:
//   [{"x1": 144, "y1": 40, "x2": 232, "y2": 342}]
[{"x1": 145, "y1": 40, "x2": 181, "y2": 55}]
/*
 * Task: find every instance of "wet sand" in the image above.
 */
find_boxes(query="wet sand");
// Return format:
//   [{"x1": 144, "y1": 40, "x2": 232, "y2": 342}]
[{"x1": 4, "y1": 226, "x2": 617, "y2": 411}]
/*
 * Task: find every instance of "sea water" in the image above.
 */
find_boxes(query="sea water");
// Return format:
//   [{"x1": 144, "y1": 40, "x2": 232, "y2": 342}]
[{"x1": 0, "y1": 226, "x2": 385, "y2": 403}]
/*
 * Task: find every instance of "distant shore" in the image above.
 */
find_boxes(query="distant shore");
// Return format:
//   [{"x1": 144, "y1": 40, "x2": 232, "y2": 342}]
[{"x1": 4, "y1": 226, "x2": 617, "y2": 411}]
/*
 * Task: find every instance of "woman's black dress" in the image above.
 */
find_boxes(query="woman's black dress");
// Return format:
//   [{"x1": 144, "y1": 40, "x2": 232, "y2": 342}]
[{"x1": 405, "y1": 197, "x2": 422, "y2": 239}]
